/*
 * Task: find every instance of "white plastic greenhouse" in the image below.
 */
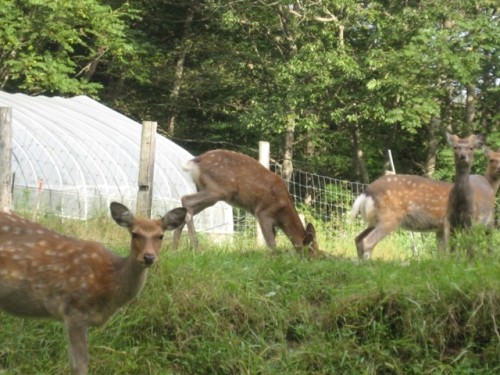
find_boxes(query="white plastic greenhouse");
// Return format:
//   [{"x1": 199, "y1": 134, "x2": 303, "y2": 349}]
[{"x1": 0, "y1": 91, "x2": 233, "y2": 237}]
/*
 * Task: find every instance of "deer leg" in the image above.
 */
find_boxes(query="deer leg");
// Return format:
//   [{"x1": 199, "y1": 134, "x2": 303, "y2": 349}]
[
  {"x1": 355, "y1": 224, "x2": 394, "y2": 260},
  {"x1": 176, "y1": 190, "x2": 227, "y2": 250},
  {"x1": 185, "y1": 215, "x2": 199, "y2": 250},
  {"x1": 355, "y1": 227, "x2": 374, "y2": 259},
  {"x1": 485, "y1": 224, "x2": 493, "y2": 253},
  {"x1": 435, "y1": 230, "x2": 446, "y2": 252},
  {"x1": 65, "y1": 316, "x2": 89, "y2": 375},
  {"x1": 255, "y1": 214, "x2": 277, "y2": 250},
  {"x1": 171, "y1": 222, "x2": 186, "y2": 250}
]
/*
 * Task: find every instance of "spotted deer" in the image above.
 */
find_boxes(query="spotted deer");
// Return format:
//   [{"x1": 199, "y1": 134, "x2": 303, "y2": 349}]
[
  {"x1": 172, "y1": 149, "x2": 319, "y2": 256},
  {"x1": 351, "y1": 133, "x2": 497, "y2": 260},
  {"x1": 0, "y1": 202, "x2": 186, "y2": 375}
]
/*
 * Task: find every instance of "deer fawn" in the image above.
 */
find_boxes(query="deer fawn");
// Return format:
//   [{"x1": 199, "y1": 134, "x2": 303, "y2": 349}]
[
  {"x1": 172, "y1": 149, "x2": 319, "y2": 256},
  {"x1": 351, "y1": 133, "x2": 497, "y2": 260},
  {"x1": 444, "y1": 133, "x2": 495, "y2": 253},
  {"x1": 0, "y1": 202, "x2": 186, "y2": 375}
]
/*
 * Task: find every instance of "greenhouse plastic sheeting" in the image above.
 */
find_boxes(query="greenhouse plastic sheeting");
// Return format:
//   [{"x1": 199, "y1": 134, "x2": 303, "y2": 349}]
[{"x1": 0, "y1": 91, "x2": 233, "y2": 236}]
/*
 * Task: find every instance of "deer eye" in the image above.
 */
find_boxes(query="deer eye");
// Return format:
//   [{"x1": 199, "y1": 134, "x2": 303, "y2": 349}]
[
  {"x1": 132, "y1": 233, "x2": 140, "y2": 239},
  {"x1": 158, "y1": 235, "x2": 164, "y2": 240}
]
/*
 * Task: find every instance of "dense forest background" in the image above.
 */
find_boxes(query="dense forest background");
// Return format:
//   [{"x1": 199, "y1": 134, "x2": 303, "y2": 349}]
[{"x1": 0, "y1": 0, "x2": 498, "y2": 183}]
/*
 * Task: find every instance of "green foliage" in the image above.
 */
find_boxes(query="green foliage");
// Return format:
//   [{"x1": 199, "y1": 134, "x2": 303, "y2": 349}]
[
  {"x1": 0, "y1": 0, "x2": 136, "y2": 95},
  {"x1": 1, "y1": 0, "x2": 499, "y2": 179}
]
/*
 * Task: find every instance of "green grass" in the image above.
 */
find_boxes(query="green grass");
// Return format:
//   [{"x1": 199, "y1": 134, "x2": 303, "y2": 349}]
[{"x1": 1, "y1": 217, "x2": 499, "y2": 374}]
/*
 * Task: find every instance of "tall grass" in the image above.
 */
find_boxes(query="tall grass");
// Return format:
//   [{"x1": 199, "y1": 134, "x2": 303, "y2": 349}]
[{"x1": 1, "y1": 215, "x2": 499, "y2": 374}]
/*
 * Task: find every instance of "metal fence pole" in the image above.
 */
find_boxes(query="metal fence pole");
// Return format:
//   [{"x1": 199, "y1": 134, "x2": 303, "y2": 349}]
[{"x1": 0, "y1": 107, "x2": 12, "y2": 213}]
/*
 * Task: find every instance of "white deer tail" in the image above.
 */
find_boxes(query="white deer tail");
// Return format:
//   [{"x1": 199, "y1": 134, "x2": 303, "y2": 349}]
[{"x1": 350, "y1": 193, "x2": 367, "y2": 220}]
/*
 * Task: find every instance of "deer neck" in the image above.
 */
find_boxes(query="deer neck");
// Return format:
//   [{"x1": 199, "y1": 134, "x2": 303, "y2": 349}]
[
  {"x1": 113, "y1": 255, "x2": 149, "y2": 307},
  {"x1": 449, "y1": 164, "x2": 474, "y2": 220},
  {"x1": 281, "y1": 214, "x2": 307, "y2": 248},
  {"x1": 453, "y1": 164, "x2": 472, "y2": 188}
]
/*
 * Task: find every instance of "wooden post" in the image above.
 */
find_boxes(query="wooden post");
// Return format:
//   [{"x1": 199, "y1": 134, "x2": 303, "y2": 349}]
[
  {"x1": 256, "y1": 141, "x2": 270, "y2": 246},
  {"x1": 136, "y1": 121, "x2": 157, "y2": 218},
  {"x1": 0, "y1": 107, "x2": 13, "y2": 213}
]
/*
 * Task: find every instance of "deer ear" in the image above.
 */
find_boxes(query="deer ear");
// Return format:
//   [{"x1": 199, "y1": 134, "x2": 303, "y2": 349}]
[
  {"x1": 306, "y1": 223, "x2": 316, "y2": 237},
  {"x1": 472, "y1": 134, "x2": 485, "y2": 148},
  {"x1": 483, "y1": 146, "x2": 491, "y2": 157},
  {"x1": 446, "y1": 132, "x2": 457, "y2": 145},
  {"x1": 110, "y1": 202, "x2": 135, "y2": 228},
  {"x1": 303, "y1": 223, "x2": 316, "y2": 245},
  {"x1": 162, "y1": 208, "x2": 187, "y2": 231}
]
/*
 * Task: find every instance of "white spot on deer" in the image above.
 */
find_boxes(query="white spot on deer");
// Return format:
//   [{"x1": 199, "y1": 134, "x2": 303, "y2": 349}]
[
  {"x1": 1, "y1": 225, "x2": 9, "y2": 232},
  {"x1": 9, "y1": 270, "x2": 23, "y2": 280}
]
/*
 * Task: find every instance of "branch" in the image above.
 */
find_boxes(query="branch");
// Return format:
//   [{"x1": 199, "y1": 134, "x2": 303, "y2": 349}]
[
  {"x1": 314, "y1": 8, "x2": 339, "y2": 23},
  {"x1": 75, "y1": 47, "x2": 108, "y2": 79}
]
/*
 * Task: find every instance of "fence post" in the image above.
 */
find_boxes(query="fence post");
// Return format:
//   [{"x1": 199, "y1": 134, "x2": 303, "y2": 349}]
[
  {"x1": 136, "y1": 121, "x2": 157, "y2": 218},
  {"x1": 0, "y1": 107, "x2": 13, "y2": 213},
  {"x1": 256, "y1": 141, "x2": 270, "y2": 246}
]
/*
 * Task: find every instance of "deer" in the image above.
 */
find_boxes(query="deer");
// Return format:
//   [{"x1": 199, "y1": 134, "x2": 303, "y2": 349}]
[
  {"x1": 444, "y1": 133, "x2": 495, "y2": 254},
  {"x1": 483, "y1": 147, "x2": 500, "y2": 195},
  {"x1": 0, "y1": 202, "x2": 186, "y2": 375},
  {"x1": 350, "y1": 133, "x2": 497, "y2": 260},
  {"x1": 171, "y1": 149, "x2": 319, "y2": 256}
]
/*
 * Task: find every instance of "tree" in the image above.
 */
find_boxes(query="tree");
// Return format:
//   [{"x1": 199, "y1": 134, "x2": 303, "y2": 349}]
[{"x1": 0, "y1": 0, "x2": 135, "y2": 95}]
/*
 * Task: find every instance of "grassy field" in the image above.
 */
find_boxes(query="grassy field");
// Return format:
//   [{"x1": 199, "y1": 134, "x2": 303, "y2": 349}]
[{"x1": 1, "y1": 216, "x2": 499, "y2": 374}]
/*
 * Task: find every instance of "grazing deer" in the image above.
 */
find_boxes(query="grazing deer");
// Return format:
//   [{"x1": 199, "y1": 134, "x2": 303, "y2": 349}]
[
  {"x1": 444, "y1": 133, "x2": 493, "y2": 253},
  {"x1": 171, "y1": 149, "x2": 319, "y2": 256},
  {"x1": 0, "y1": 202, "x2": 186, "y2": 375},
  {"x1": 351, "y1": 133, "x2": 496, "y2": 260}
]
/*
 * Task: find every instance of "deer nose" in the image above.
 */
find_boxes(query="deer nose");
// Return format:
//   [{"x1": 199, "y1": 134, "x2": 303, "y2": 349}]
[{"x1": 143, "y1": 254, "x2": 155, "y2": 266}]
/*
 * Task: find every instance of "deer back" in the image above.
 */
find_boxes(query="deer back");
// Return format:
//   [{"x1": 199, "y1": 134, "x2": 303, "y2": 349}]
[
  {"x1": 0, "y1": 212, "x2": 118, "y2": 321},
  {"x1": 189, "y1": 150, "x2": 290, "y2": 212},
  {"x1": 359, "y1": 174, "x2": 453, "y2": 232},
  {"x1": 468, "y1": 175, "x2": 496, "y2": 226}
]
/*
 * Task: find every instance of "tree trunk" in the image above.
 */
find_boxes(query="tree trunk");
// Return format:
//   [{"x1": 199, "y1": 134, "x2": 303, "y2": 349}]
[
  {"x1": 277, "y1": 5, "x2": 299, "y2": 187},
  {"x1": 166, "y1": 6, "x2": 196, "y2": 137},
  {"x1": 350, "y1": 124, "x2": 369, "y2": 183},
  {"x1": 424, "y1": 115, "x2": 441, "y2": 177},
  {"x1": 464, "y1": 83, "x2": 476, "y2": 130}
]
